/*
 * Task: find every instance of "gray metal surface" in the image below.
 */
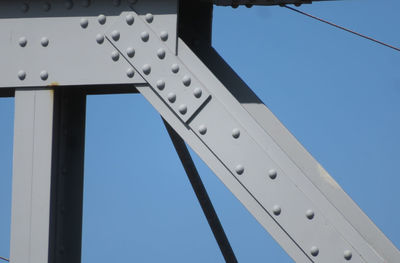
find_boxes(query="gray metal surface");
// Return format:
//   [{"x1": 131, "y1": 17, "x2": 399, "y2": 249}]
[
  {"x1": 0, "y1": 0, "x2": 177, "y2": 88},
  {"x1": 211, "y1": 0, "x2": 330, "y2": 6},
  {"x1": 10, "y1": 89, "x2": 54, "y2": 263},
  {"x1": 105, "y1": 10, "x2": 398, "y2": 261}
]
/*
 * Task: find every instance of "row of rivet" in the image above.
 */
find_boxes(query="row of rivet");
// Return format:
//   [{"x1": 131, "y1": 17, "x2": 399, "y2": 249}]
[
  {"x1": 19, "y1": 0, "x2": 134, "y2": 13},
  {"x1": 106, "y1": 13, "x2": 200, "y2": 115},
  {"x1": 17, "y1": 34, "x2": 49, "y2": 80},
  {"x1": 18, "y1": 36, "x2": 49, "y2": 47},
  {"x1": 17, "y1": 70, "x2": 49, "y2": 81},
  {"x1": 196, "y1": 123, "x2": 352, "y2": 260}
]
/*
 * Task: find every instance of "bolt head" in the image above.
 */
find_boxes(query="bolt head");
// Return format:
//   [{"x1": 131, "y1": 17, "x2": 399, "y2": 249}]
[
  {"x1": 18, "y1": 70, "x2": 26, "y2": 80},
  {"x1": 19, "y1": 37, "x2": 27, "y2": 47},
  {"x1": 193, "y1": 88, "x2": 202, "y2": 98},
  {"x1": 306, "y1": 209, "x2": 314, "y2": 220},
  {"x1": 178, "y1": 104, "x2": 187, "y2": 115},
  {"x1": 310, "y1": 246, "x2": 319, "y2": 257},
  {"x1": 171, "y1": 64, "x2": 179, "y2": 73},
  {"x1": 126, "y1": 14, "x2": 134, "y2": 25},
  {"x1": 157, "y1": 48, "x2": 166, "y2": 59},
  {"x1": 273, "y1": 205, "x2": 281, "y2": 215},
  {"x1": 96, "y1": 34, "x2": 104, "y2": 44},
  {"x1": 167, "y1": 93, "x2": 176, "y2": 103},
  {"x1": 156, "y1": 80, "x2": 165, "y2": 90},
  {"x1": 160, "y1": 31, "x2": 168, "y2": 41},
  {"x1": 111, "y1": 50, "x2": 120, "y2": 61},
  {"x1": 126, "y1": 47, "x2": 135, "y2": 58},
  {"x1": 141, "y1": 31, "x2": 149, "y2": 42},
  {"x1": 98, "y1": 14, "x2": 106, "y2": 25},
  {"x1": 126, "y1": 68, "x2": 135, "y2": 78},
  {"x1": 142, "y1": 64, "x2": 151, "y2": 75},
  {"x1": 182, "y1": 75, "x2": 191, "y2": 86},
  {"x1": 145, "y1": 13, "x2": 154, "y2": 23},
  {"x1": 80, "y1": 18, "x2": 89, "y2": 28},
  {"x1": 41, "y1": 37, "x2": 49, "y2": 47},
  {"x1": 111, "y1": 30, "x2": 120, "y2": 41},
  {"x1": 232, "y1": 128, "x2": 240, "y2": 139},
  {"x1": 235, "y1": 165, "x2": 244, "y2": 175},
  {"x1": 268, "y1": 169, "x2": 277, "y2": 179},
  {"x1": 199, "y1": 125, "x2": 207, "y2": 135},
  {"x1": 40, "y1": 70, "x2": 48, "y2": 81},
  {"x1": 344, "y1": 250, "x2": 352, "y2": 260}
]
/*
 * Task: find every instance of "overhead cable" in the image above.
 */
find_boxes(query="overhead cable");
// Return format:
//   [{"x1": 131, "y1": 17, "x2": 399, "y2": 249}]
[{"x1": 284, "y1": 5, "x2": 400, "y2": 52}]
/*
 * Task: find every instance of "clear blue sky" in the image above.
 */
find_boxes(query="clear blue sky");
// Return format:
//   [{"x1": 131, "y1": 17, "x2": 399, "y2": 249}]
[{"x1": 1, "y1": 1, "x2": 399, "y2": 262}]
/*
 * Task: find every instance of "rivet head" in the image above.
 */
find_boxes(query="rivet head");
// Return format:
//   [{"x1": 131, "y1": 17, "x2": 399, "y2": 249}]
[
  {"x1": 193, "y1": 88, "x2": 203, "y2": 98},
  {"x1": 182, "y1": 75, "x2": 191, "y2": 86},
  {"x1": 273, "y1": 205, "x2": 281, "y2": 215},
  {"x1": 178, "y1": 104, "x2": 187, "y2": 115},
  {"x1": 305, "y1": 209, "x2": 314, "y2": 220},
  {"x1": 141, "y1": 31, "x2": 149, "y2": 42},
  {"x1": 156, "y1": 80, "x2": 165, "y2": 90},
  {"x1": 160, "y1": 31, "x2": 168, "y2": 41},
  {"x1": 65, "y1": 1, "x2": 73, "y2": 9},
  {"x1": 126, "y1": 14, "x2": 134, "y2": 25},
  {"x1": 268, "y1": 169, "x2": 277, "y2": 179},
  {"x1": 40, "y1": 71, "x2": 49, "y2": 81},
  {"x1": 157, "y1": 48, "x2": 166, "y2": 59},
  {"x1": 96, "y1": 34, "x2": 104, "y2": 44},
  {"x1": 41, "y1": 37, "x2": 49, "y2": 47},
  {"x1": 145, "y1": 13, "x2": 154, "y2": 23},
  {"x1": 171, "y1": 64, "x2": 179, "y2": 73},
  {"x1": 111, "y1": 30, "x2": 120, "y2": 41},
  {"x1": 112, "y1": 0, "x2": 121, "y2": 6},
  {"x1": 310, "y1": 246, "x2": 319, "y2": 257},
  {"x1": 344, "y1": 250, "x2": 352, "y2": 260},
  {"x1": 21, "y1": 3, "x2": 29, "y2": 13},
  {"x1": 18, "y1": 70, "x2": 26, "y2": 81},
  {"x1": 142, "y1": 64, "x2": 151, "y2": 75},
  {"x1": 43, "y1": 2, "x2": 51, "y2": 11},
  {"x1": 235, "y1": 165, "x2": 244, "y2": 175},
  {"x1": 126, "y1": 47, "x2": 135, "y2": 58},
  {"x1": 167, "y1": 93, "x2": 176, "y2": 103},
  {"x1": 232, "y1": 128, "x2": 240, "y2": 139},
  {"x1": 111, "y1": 50, "x2": 120, "y2": 61},
  {"x1": 199, "y1": 125, "x2": 207, "y2": 135},
  {"x1": 98, "y1": 14, "x2": 106, "y2": 25},
  {"x1": 126, "y1": 68, "x2": 135, "y2": 78},
  {"x1": 80, "y1": 18, "x2": 89, "y2": 28},
  {"x1": 18, "y1": 37, "x2": 27, "y2": 47}
]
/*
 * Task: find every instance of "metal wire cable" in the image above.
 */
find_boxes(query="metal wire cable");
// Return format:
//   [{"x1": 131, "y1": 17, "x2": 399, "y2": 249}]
[
  {"x1": 284, "y1": 5, "x2": 400, "y2": 52},
  {"x1": 0, "y1": 256, "x2": 9, "y2": 262}
]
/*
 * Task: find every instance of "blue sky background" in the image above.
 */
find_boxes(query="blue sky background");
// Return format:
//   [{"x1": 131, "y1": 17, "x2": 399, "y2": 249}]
[{"x1": 1, "y1": 0, "x2": 399, "y2": 262}]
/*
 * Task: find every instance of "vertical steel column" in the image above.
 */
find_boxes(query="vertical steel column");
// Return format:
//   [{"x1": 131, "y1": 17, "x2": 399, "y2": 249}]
[
  {"x1": 10, "y1": 88, "x2": 86, "y2": 263},
  {"x1": 10, "y1": 89, "x2": 55, "y2": 263},
  {"x1": 163, "y1": 119, "x2": 238, "y2": 263},
  {"x1": 48, "y1": 88, "x2": 86, "y2": 263}
]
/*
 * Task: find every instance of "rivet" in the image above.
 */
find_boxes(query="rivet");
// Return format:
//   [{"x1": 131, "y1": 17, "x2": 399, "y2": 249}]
[
  {"x1": 167, "y1": 93, "x2": 176, "y2": 103},
  {"x1": 111, "y1": 30, "x2": 120, "y2": 41},
  {"x1": 141, "y1": 31, "x2": 149, "y2": 42},
  {"x1": 18, "y1": 70, "x2": 26, "y2": 81},
  {"x1": 18, "y1": 37, "x2": 27, "y2": 47},
  {"x1": 96, "y1": 34, "x2": 104, "y2": 44},
  {"x1": 305, "y1": 209, "x2": 314, "y2": 220},
  {"x1": 98, "y1": 14, "x2": 106, "y2": 25},
  {"x1": 156, "y1": 80, "x2": 165, "y2": 90},
  {"x1": 126, "y1": 68, "x2": 135, "y2": 78},
  {"x1": 145, "y1": 13, "x2": 154, "y2": 23},
  {"x1": 178, "y1": 104, "x2": 187, "y2": 115},
  {"x1": 111, "y1": 50, "x2": 120, "y2": 61},
  {"x1": 182, "y1": 75, "x2": 191, "y2": 86},
  {"x1": 40, "y1": 71, "x2": 49, "y2": 81},
  {"x1": 80, "y1": 18, "x2": 89, "y2": 28},
  {"x1": 126, "y1": 47, "x2": 135, "y2": 58},
  {"x1": 273, "y1": 205, "x2": 281, "y2": 215},
  {"x1": 43, "y1": 2, "x2": 51, "y2": 11},
  {"x1": 126, "y1": 14, "x2": 134, "y2": 25},
  {"x1": 171, "y1": 64, "x2": 179, "y2": 73},
  {"x1": 235, "y1": 165, "x2": 244, "y2": 175},
  {"x1": 112, "y1": 0, "x2": 121, "y2": 6},
  {"x1": 21, "y1": 3, "x2": 29, "y2": 13},
  {"x1": 232, "y1": 128, "x2": 240, "y2": 139},
  {"x1": 199, "y1": 125, "x2": 207, "y2": 135},
  {"x1": 310, "y1": 246, "x2": 319, "y2": 257},
  {"x1": 81, "y1": 0, "x2": 90, "y2": 7},
  {"x1": 65, "y1": 1, "x2": 73, "y2": 9},
  {"x1": 268, "y1": 169, "x2": 277, "y2": 179},
  {"x1": 41, "y1": 37, "x2": 49, "y2": 47},
  {"x1": 160, "y1": 31, "x2": 168, "y2": 41},
  {"x1": 344, "y1": 250, "x2": 352, "y2": 260},
  {"x1": 157, "y1": 48, "x2": 166, "y2": 59},
  {"x1": 193, "y1": 88, "x2": 203, "y2": 98},
  {"x1": 142, "y1": 64, "x2": 151, "y2": 75}
]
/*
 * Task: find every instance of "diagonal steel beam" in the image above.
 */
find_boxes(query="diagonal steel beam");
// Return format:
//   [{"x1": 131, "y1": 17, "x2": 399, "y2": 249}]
[{"x1": 163, "y1": 118, "x2": 238, "y2": 263}]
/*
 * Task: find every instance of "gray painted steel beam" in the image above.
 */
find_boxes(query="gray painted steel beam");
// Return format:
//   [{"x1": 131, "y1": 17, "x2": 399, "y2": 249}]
[
  {"x1": 10, "y1": 89, "x2": 54, "y2": 263},
  {"x1": 10, "y1": 88, "x2": 86, "y2": 263}
]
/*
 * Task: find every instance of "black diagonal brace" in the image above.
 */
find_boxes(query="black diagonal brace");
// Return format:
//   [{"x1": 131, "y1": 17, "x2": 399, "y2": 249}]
[{"x1": 163, "y1": 118, "x2": 238, "y2": 263}]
